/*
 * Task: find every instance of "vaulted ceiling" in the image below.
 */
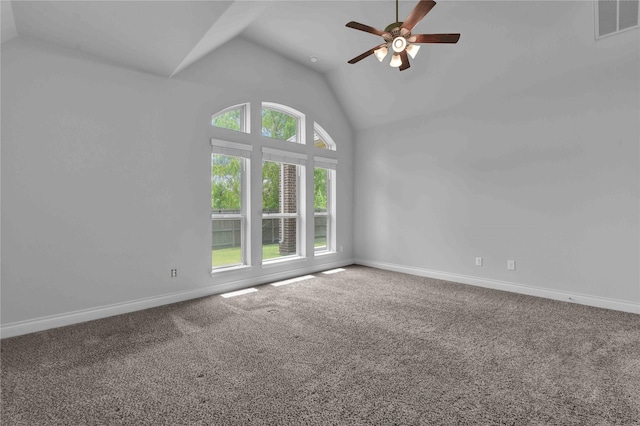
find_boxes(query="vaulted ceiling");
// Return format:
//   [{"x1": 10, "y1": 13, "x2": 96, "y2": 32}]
[{"x1": 1, "y1": 1, "x2": 637, "y2": 130}]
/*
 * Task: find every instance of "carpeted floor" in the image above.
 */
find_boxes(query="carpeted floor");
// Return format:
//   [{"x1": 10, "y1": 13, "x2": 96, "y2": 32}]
[{"x1": 1, "y1": 265, "x2": 639, "y2": 425}]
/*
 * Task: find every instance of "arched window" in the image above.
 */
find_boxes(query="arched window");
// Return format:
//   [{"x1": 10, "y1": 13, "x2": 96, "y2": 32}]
[
  {"x1": 261, "y1": 102, "x2": 304, "y2": 144},
  {"x1": 314, "y1": 122, "x2": 336, "y2": 151},
  {"x1": 211, "y1": 103, "x2": 250, "y2": 133},
  {"x1": 210, "y1": 101, "x2": 338, "y2": 272}
]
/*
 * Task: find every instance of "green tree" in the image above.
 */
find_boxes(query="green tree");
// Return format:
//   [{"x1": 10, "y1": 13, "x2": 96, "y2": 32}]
[
  {"x1": 314, "y1": 168, "x2": 327, "y2": 212},
  {"x1": 212, "y1": 108, "x2": 299, "y2": 213},
  {"x1": 212, "y1": 155, "x2": 241, "y2": 210},
  {"x1": 262, "y1": 161, "x2": 280, "y2": 213},
  {"x1": 261, "y1": 109, "x2": 297, "y2": 141},
  {"x1": 212, "y1": 109, "x2": 241, "y2": 131}
]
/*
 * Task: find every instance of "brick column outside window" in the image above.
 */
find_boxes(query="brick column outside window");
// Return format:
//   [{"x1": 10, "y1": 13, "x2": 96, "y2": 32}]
[{"x1": 279, "y1": 164, "x2": 297, "y2": 255}]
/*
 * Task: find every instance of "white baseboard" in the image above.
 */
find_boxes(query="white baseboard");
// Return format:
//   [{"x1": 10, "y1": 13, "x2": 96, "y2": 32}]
[
  {"x1": 1, "y1": 258, "x2": 355, "y2": 339},
  {"x1": 354, "y1": 259, "x2": 640, "y2": 315}
]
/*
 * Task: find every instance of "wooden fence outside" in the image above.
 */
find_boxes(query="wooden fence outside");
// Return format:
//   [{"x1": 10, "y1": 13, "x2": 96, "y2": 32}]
[{"x1": 212, "y1": 215, "x2": 327, "y2": 249}]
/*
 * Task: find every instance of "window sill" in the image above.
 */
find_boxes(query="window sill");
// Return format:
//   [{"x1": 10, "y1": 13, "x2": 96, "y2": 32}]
[
  {"x1": 314, "y1": 250, "x2": 336, "y2": 257},
  {"x1": 211, "y1": 265, "x2": 253, "y2": 276},
  {"x1": 262, "y1": 255, "x2": 308, "y2": 267}
]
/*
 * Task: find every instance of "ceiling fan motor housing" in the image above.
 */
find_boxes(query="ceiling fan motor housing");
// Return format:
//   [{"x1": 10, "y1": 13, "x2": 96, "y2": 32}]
[{"x1": 384, "y1": 22, "x2": 404, "y2": 34}]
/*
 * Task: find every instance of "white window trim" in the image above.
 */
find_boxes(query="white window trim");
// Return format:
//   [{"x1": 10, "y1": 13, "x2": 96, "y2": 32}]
[
  {"x1": 314, "y1": 122, "x2": 337, "y2": 151},
  {"x1": 212, "y1": 103, "x2": 251, "y2": 133},
  {"x1": 261, "y1": 255, "x2": 307, "y2": 267},
  {"x1": 211, "y1": 148, "x2": 251, "y2": 272},
  {"x1": 263, "y1": 147, "x2": 308, "y2": 165},
  {"x1": 211, "y1": 139, "x2": 252, "y2": 158},
  {"x1": 212, "y1": 213, "x2": 244, "y2": 220},
  {"x1": 313, "y1": 165, "x2": 336, "y2": 254},
  {"x1": 262, "y1": 213, "x2": 299, "y2": 219},
  {"x1": 209, "y1": 101, "x2": 340, "y2": 273},
  {"x1": 261, "y1": 160, "x2": 304, "y2": 264},
  {"x1": 314, "y1": 156, "x2": 338, "y2": 170},
  {"x1": 210, "y1": 264, "x2": 253, "y2": 275},
  {"x1": 594, "y1": 0, "x2": 639, "y2": 40}
]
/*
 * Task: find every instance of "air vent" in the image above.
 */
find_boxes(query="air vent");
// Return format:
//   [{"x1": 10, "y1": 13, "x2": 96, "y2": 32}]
[{"x1": 596, "y1": 0, "x2": 639, "y2": 39}]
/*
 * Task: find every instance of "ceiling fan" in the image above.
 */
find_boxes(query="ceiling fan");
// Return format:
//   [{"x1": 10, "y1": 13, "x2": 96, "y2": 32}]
[{"x1": 346, "y1": 0, "x2": 460, "y2": 71}]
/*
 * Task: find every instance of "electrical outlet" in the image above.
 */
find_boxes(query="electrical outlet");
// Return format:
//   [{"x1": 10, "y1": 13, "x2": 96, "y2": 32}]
[
  {"x1": 171, "y1": 269, "x2": 177, "y2": 277},
  {"x1": 475, "y1": 257, "x2": 483, "y2": 266},
  {"x1": 339, "y1": 245, "x2": 344, "y2": 252},
  {"x1": 507, "y1": 260, "x2": 515, "y2": 271}
]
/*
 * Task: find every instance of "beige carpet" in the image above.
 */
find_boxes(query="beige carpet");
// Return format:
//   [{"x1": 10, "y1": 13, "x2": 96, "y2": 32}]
[{"x1": 2, "y1": 265, "x2": 639, "y2": 425}]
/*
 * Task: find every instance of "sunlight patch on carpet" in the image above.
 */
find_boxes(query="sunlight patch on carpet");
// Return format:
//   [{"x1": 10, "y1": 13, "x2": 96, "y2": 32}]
[
  {"x1": 271, "y1": 275, "x2": 315, "y2": 287},
  {"x1": 322, "y1": 268, "x2": 346, "y2": 275},
  {"x1": 220, "y1": 288, "x2": 258, "y2": 298}
]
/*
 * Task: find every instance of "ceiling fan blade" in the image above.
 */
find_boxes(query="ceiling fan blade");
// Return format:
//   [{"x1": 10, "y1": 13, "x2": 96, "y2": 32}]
[
  {"x1": 348, "y1": 45, "x2": 385, "y2": 64},
  {"x1": 410, "y1": 33, "x2": 461, "y2": 44},
  {"x1": 399, "y1": 50, "x2": 410, "y2": 71},
  {"x1": 346, "y1": 21, "x2": 389, "y2": 38},
  {"x1": 401, "y1": 0, "x2": 437, "y2": 32}
]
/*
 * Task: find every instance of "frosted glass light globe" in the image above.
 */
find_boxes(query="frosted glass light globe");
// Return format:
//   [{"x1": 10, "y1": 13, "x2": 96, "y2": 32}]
[{"x1": 392, "y1": 37, "x2": 407, "y2": 53}]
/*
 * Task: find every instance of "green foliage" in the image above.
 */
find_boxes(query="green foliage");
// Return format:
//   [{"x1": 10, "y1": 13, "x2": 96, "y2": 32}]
[
  {"x1": 262, "y1": 161, "x2": 280, "y2": 212},
  {"x1": 212, "y1": 109, "x2": 241, "y2": 131},
  {"x1": 314, "y1": 168, "x2": 328, "y2": 212},
  {"x1": 212, "y1": 109, "x2": 299, "y2": 214},
  {"x1": 212, "y1": 155, "x2": 241, "y2": 210},
  {"x1": 261, "y1": 109, "x2": 297, "y2": 141}
]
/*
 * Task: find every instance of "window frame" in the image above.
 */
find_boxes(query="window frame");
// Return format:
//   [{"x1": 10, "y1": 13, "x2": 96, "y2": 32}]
[
  {"x1": 210, "y1": 139, "x2": 252, "y2": 272},
  {"x1": 313, "y1": 157, "x2": 337, "y2": 254},
  {"x1": 209, "y1": 102, "x2": 339, "y2": 273},
  {"x1": 313, "y1": 122, "x2": 337, "y2": 151},
  {"x1": 211, "y1": 103, "x2": 251, "y2": 133},
  {"x1": 261, "y1": 146, "x2": 307, "y2": 264},
  {"x1": 594, "y1": 0, "x2": 640, "y2": 39},
  {"x1": 261, "y1": 102, "x2": 306, "y2": 145}
]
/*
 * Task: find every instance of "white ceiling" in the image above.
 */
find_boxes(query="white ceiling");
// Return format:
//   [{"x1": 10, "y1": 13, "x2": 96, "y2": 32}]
[{"x1": 2, "y1": 0, "x2": 637, "y2": 130}]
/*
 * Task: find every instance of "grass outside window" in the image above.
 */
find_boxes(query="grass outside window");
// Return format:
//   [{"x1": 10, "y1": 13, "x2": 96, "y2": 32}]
[{"x1": 212, "y1": 238, "x2": 327, "y2": 267}]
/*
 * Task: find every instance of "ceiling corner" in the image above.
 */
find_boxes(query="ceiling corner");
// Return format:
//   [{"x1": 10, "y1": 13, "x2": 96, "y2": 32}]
[{"x1": 170, "y1": 0, "x2": 274, "y2": 78}]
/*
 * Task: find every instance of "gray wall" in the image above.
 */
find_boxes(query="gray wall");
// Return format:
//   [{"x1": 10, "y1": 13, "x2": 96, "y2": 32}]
[
  {"x1": 354, "y1": 31, "x2": 639, "y2": 308},
  {"x1": 1, "y1": 36, "x2": 354, "y2": 329}
]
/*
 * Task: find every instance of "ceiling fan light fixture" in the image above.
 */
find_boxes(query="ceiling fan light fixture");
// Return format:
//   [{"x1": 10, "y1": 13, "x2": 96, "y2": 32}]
[
  {"x1": 345, "y1": 0, "x2": 461, "y2": 71},
  {"x1": 389, "y1": 53, "x2": 402, "y2": 67},
  {"x1": 406, "y1": 43, "x2": 420, "y2": 59},
  {"x1": 392, "y1": 36, "x2": 407, "y2": 53},
  {"x1": 374, "y1": 46, "x2": 389, "y2": 62}
]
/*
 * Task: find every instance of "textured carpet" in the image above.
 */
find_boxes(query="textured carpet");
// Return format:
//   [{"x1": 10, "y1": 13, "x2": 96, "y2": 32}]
[{"x1": 1, "y1": 265, "x2": 639, "y2": 425}]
